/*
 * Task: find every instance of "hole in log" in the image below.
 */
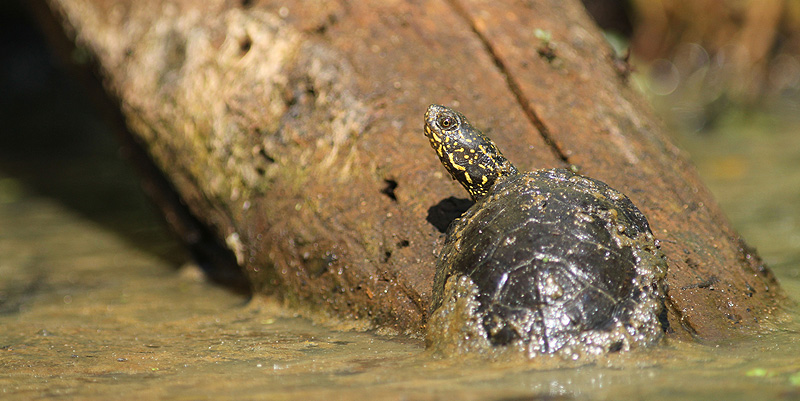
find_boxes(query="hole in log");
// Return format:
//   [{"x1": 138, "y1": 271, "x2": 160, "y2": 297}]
[
  {"x1": 381, "y1": 179, "x2": 398, "y2": 201},
  {"x1": 536, "y1": 45, "x2": 557, "y2": 62},
  {"x1": 381, "y1": 240, "x2": 409, "y2": 263},
  {"x1": 313, "y1": 14, "x2": 339, "y2": 35},
  {"x1": 426, "y1": 197, "x2": 474, "y2": 233},
  {"x1": 259, "y1": 148, "x2": 275, "y2": 163},
  {"x1": 239, "y1": 35, "x2": 252, "y2": 55}
]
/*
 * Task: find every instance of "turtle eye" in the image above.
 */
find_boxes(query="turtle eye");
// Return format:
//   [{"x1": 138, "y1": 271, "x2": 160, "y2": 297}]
[{"x1": 437, "y1": 115, "x2": 458, "y2": 131}]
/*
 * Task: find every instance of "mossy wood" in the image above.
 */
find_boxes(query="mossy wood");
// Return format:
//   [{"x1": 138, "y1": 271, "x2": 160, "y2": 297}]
[{"x1": 36, "y1": 0, "x2": 783, "y2": 340}]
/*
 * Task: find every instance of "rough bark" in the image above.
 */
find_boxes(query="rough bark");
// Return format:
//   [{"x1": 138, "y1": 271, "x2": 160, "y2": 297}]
[{"x1": 35, "y1": 0, "x2": 784, "y2": 340}]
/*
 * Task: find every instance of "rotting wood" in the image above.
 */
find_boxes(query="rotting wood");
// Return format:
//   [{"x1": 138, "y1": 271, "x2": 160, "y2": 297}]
[{"x1": 33, "y1": 0, "x2": 784, "y2": 340}]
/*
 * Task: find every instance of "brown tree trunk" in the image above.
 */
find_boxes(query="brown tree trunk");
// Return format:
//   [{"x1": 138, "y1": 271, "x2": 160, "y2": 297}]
[{"x1": 34, "y1": 0, "x2": 784, "y2": 340}]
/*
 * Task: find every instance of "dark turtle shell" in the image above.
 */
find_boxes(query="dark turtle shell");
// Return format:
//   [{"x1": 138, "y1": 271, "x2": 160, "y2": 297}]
[{"x1": 427, "y1": 168, "x2": 667, "y2": 359}]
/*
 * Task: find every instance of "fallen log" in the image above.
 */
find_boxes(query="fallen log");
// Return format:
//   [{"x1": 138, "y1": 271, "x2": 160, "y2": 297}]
[{"x1": 34, "y1": 0, "x2": 784, "y2": 340}]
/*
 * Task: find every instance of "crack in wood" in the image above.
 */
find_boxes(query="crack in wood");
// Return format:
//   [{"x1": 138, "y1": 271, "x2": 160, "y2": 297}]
[{"x1": 446, "y1": 0, "x2": 570, "y2": 165}]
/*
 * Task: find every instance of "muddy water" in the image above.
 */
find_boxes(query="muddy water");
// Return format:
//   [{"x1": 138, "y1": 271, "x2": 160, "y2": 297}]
[
  {"x1": 3, "y1": 16, "x2": 800, "y2": 401},
  {"x1": 2, "y1": 110, "x2": 800, "y2": 400}
]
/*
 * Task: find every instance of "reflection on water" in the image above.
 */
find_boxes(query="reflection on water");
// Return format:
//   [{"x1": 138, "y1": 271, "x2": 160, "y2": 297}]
[{"x1": 2, "y1": 7, "x2": 800, "y2": 400}]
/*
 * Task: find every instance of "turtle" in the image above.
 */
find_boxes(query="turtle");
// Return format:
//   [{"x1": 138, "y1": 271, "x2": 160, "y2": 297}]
[{"x1": 422, "y1": 104, "x2": 668, "y2": 359}]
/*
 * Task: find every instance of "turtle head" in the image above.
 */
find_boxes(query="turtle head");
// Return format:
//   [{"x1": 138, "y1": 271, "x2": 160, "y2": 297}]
[{"x1": 424, "y1": 104, "x2": 518, "y2": 201}]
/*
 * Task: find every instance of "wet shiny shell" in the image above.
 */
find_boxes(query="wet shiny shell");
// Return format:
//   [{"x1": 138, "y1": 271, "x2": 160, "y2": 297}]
[{"x1": 428, "y1": 168, "x2": 667, "y2": 359}]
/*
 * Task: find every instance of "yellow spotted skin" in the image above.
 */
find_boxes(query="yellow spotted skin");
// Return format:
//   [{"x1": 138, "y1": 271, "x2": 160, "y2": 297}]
[{"x1": 424, "y1": 104, "x2": 518, "y2": 201}]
